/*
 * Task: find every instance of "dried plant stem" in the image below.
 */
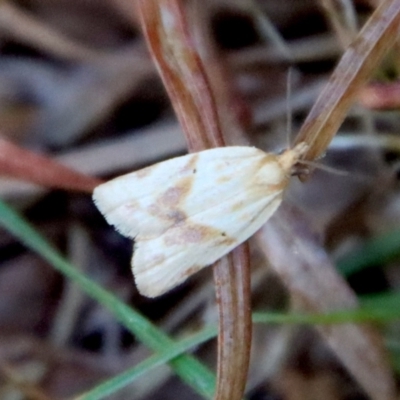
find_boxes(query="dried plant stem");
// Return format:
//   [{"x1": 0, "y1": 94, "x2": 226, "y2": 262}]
[
  {"x1": 259, "y1": 206, "x2": 396, "y2": 400},
  {"x1": 0, "y1": 137, "x2": 101, "y2": 193},
  {"x1": 295, "y1": 0, "x2": 400, "y2": 163},
  {"x1": 137, "y1": 0, "x2": 222, "y2": 150},
  {"x1": 137, "y1": 1, "x2": 251, "y2": 399}
]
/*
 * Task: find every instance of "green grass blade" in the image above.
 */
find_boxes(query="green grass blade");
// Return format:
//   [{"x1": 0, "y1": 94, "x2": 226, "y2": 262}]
[
  {"x1": 78, "y1": 296, "x2": 400, "y2": 400},
  {"x1": 253, "y1": 293, "x2": 400, "y2": 325},
  {"x1": 76, "y1": 296, "x2": 400, "y2": 399},
  {"x1": 0, "y1": 199, "x2": 215, "y2": 399},
  {"x1": 4, "y1": 195, "x2": 400, "y2": 399},
  {"x1": 76, "y1": 326, "x2": 217, "y2": 400}
]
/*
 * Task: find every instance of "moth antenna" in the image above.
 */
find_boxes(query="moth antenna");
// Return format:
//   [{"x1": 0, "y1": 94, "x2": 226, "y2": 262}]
[
  {"x1": 286, "y1": 67, "x2": 293, "y2": 149},
  {"x1": 297, "y1": 160, "x2": 348, "y2": 176},
  {"x1": 297, "y1": 159, "x2": 371, "y2": 182}
]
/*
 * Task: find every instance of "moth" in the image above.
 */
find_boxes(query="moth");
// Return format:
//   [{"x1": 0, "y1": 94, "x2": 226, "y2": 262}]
[{"x1": 93, "y1": 142, "x2": 308, "y2": 297}]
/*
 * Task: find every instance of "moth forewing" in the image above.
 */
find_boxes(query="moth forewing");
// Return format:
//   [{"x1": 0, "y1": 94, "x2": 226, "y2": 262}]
[
  {"x1": 93, "y1": 142, "x2": 308, "y2": 297},
  {"x1": 133, "y1": 183, "x2": 285, "y2": 297},
  {"x1": 92, "y1": 152, "x2": 201, "y2": 238},
  {"x1": 93, "y1": 147, "x2": 265, "y2": 238}
]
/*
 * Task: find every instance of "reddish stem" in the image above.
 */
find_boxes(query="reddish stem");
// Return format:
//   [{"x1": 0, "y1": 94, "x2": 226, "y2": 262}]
[
  {"x1": 137, "y1": 1, "x2": 252, "y2": 399},
  {"x1": 0, "y1": 138, "x2": 101, "y2": 193}
]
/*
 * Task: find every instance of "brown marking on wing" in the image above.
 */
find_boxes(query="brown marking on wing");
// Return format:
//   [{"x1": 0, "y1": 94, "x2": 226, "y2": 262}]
[
  {"x1": 159, "y1": 186, "x2": 183, "y2": 206},
  {"x1": 164, "y1": 223, "x2": 236, "y2": 247},
  {"x1": 147, "y1": 203, "x2": 188, "y2": 225},
  {"x1": 135, "y1": 164, "x2": 157, "y2": 178},
  {"x1": 217, "y1": 175, "x2": 231, "y2": 184},
  {"x1": 158, "y1": 176, "x2": 193, "y2": 206},
  {"x1": 159, "y1": 187, "x2": 183, "y2": 206},
  {"x1": 146, "y1": 176, "x2": 193, "y2": 223},
  {"x1": 179, "y1": 154, "x2": 199, "y2": 174},
  {"x1": 166, "y1": 209, "x2": 187, "y2": 224},
  {"x1": 230, "y1": 199, "x2": 245, "y2": 213}
]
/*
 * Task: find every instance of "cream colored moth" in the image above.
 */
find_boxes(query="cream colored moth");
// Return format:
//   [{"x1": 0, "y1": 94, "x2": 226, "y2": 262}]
[{"x1": 93, "y1": 142, "x2": 308, "y2": 297}]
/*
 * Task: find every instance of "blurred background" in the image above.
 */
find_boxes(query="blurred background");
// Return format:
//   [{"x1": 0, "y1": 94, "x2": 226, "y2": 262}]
[{"x1": 0, "y1": 0, "x2": 398, "y2": 399}]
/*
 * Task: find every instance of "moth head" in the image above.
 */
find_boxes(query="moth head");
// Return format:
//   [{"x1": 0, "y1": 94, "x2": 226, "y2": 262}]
[{"x1": 278, "y1": 142, "x2": 309, "y2": 173}]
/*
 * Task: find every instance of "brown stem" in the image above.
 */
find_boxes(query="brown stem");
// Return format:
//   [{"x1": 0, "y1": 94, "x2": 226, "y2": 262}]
[
  {"x1": 214, "y1": 246, "x2": 251, "y2": 400},
  {"x1": 295, "y1": 0, "x2": 400, "y2": 164},
  {"x1": 137, "y1": 1, "x2": 252, "y2": 399},
  {"x1": 0, "y1": 138, "x2": 101, "y2": 192}
]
